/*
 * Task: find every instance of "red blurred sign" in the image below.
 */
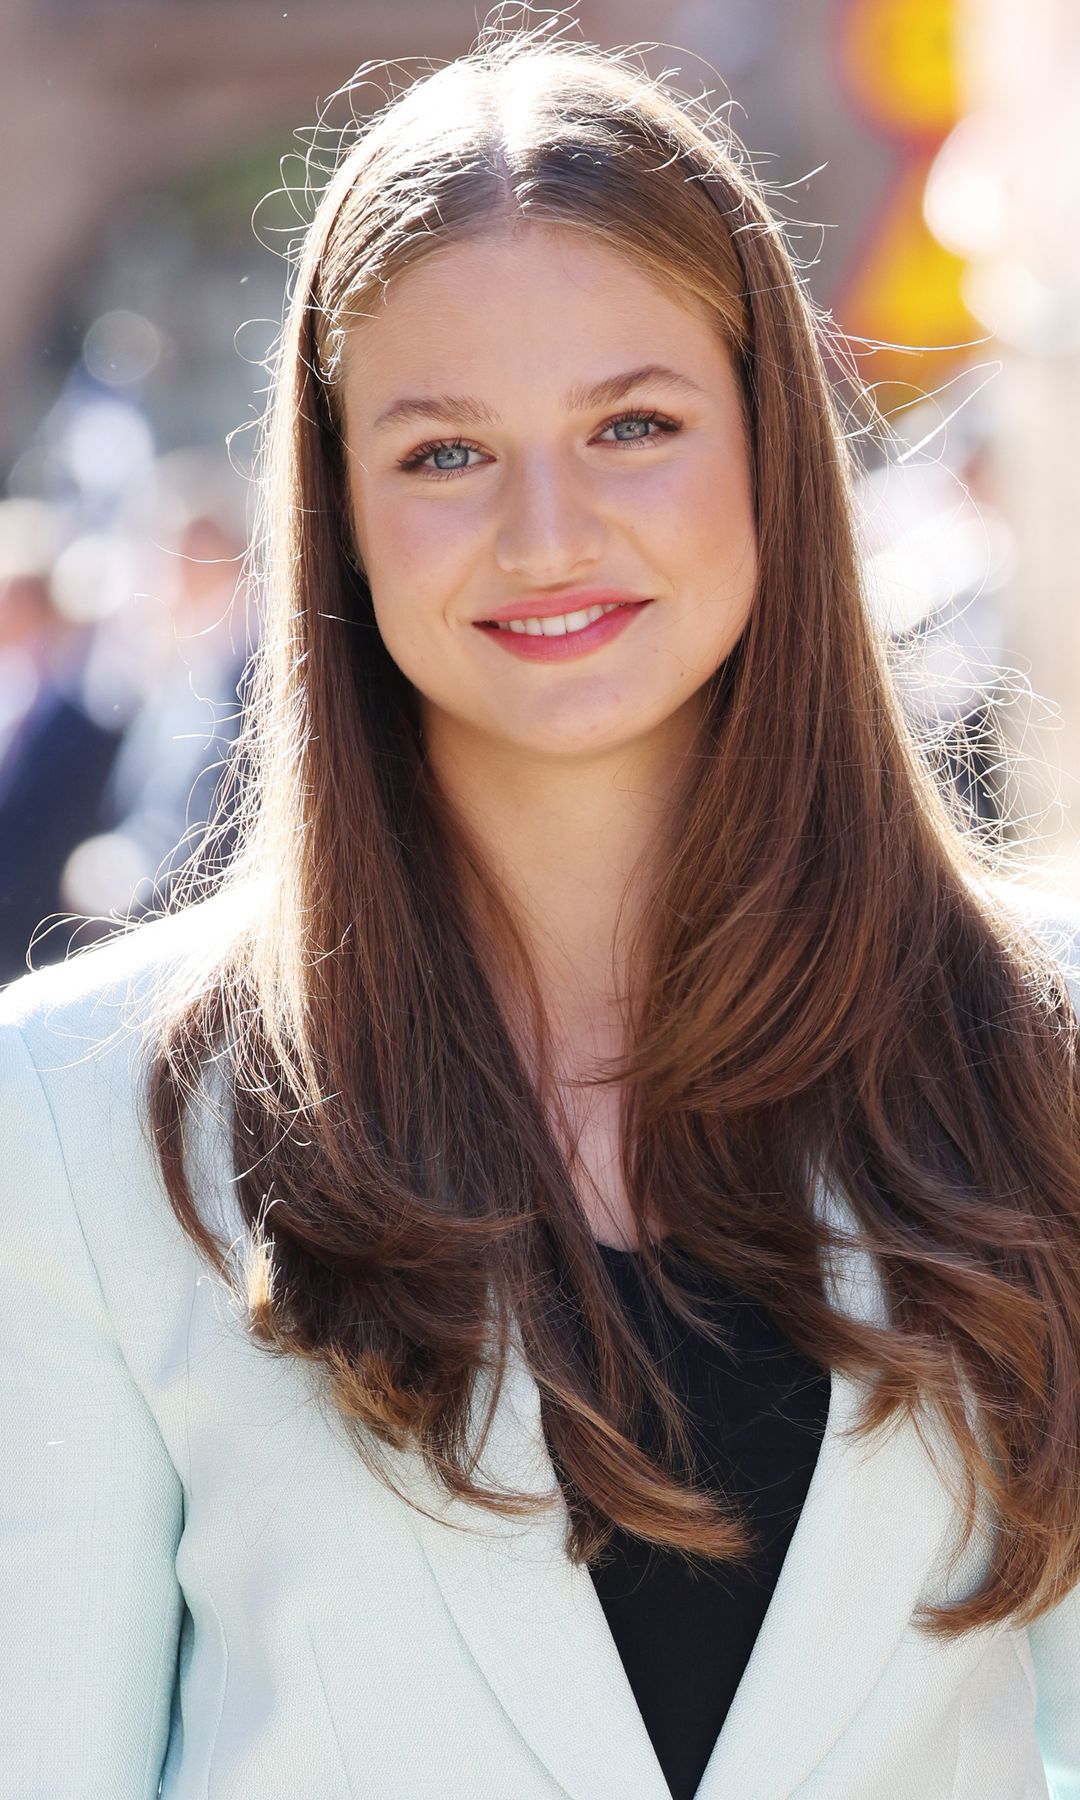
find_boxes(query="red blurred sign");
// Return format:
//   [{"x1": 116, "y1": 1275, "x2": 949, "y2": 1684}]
[
  {"x1": 834, "y1": 0, "x2": 975, "y2": 403},
  {"x1": 840, "y1": 154, "x2": 969, "y2": 351}
]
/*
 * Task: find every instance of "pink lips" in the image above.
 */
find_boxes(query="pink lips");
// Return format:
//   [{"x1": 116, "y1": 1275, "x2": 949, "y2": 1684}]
[{"x1": 472, "y1": 595, "x2": 654, "y2": 662}]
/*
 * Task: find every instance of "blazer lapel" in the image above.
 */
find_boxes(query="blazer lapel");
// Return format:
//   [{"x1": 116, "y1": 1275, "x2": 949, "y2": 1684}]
[
  {"x1": 401, "y1": 1179, "x2": 977, "y2": 1800},
  {"x1": 693, "y1": 1176, "x2": 974, "y2": 1800},
  {"x1": 397, "y1": 1317, "x2": 675, "y2": 1800}
]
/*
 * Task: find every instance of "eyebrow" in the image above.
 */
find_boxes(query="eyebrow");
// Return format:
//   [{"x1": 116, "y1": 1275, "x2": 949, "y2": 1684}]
[{"x1": 370, "y1": 363, "x2": 707, "y2": 433}]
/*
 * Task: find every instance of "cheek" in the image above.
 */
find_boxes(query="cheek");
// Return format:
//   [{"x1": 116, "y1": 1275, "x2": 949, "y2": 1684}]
[
  {"x1": 633, "y1": 453, "x2": 757, "y2": 588},
  {"x1": 352, "y1": 493, "x2": 452, "y2": 658},
  {"x1": 359, "y1": 487, "x2": 478, "y2": 607},
  {"x1": 655, "y1": 459, "x2": 758, "y2": 663}
]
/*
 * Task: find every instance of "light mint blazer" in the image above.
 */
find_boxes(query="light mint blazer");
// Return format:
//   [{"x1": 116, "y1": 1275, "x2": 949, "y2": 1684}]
[{"x1": 2, "y1": 883, "x2": 1080, "y2": 1800}]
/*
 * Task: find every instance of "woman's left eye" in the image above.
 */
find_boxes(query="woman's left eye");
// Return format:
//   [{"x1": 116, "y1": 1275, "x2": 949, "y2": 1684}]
[
  {"x1": 596, "y1": 408, "x2": 682, "y2": 449},
  {"x1": 396, "y1": 408, "x2": 682, "y2": 481}
]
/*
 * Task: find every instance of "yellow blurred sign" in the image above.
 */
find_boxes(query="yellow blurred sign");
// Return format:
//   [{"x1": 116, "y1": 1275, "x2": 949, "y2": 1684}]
[{"x1": 840, "y1": 0, "x2": 959, "y2": 139}]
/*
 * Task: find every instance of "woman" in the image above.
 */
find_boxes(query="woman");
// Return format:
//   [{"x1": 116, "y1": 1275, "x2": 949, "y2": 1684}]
[{"x1": 3, "y1": 18, "x2": 1080, "y2": 1800}]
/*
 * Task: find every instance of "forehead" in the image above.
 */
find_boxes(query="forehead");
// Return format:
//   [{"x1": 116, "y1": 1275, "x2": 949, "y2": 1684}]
[
  {"x1": 366, "y1": 222, "x2": 673, "y2": 300},
  {"x1": 339, "y1": 224, "x2": 727, "y2": 418}
]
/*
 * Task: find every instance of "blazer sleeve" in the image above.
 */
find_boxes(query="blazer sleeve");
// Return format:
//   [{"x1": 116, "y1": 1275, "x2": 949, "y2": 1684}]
[
  {"x1": 1025, "y1": 897, "x2": 1080, "y2": 1799},
  {"x1": 0, "y1": 1015, "x2": 185, "y2": 1799},
  {"x1": 1028, "y1": 1585, "x2": 1080, "y2": 1799}
]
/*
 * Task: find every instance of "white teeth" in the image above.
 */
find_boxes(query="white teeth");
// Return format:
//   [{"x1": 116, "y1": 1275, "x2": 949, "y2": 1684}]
[{"x1": 492, "y1": 601, "x2": 626, "y2": 636}]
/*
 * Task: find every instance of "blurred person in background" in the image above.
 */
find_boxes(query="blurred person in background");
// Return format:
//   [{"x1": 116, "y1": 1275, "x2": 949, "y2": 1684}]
[
  {"x1": 856, "y1": 398, "x2": 1017, "y2": 844},
  {"x1": 58, "y1": 448, "x2": 252, "y2": 936},
  {"x1": 0, "y1": 499, "x2": 124, "y2": 980}
]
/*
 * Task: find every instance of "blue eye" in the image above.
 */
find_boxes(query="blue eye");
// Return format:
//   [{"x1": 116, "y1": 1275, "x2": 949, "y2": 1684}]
[
  {"x1": 396, "y1": 408, "x2": 682, "y2": 481},
  {"x1": 599, "y1": 408, "x2": 681, "y2": 446},
  {"x1": 396, "y1": 438, "x2": 484, "y2": 479}
]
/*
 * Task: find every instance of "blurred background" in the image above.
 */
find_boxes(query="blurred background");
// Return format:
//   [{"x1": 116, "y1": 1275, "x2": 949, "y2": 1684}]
[{"x1": 1, "y1": 0, "x2": 1078, "y2": 983}]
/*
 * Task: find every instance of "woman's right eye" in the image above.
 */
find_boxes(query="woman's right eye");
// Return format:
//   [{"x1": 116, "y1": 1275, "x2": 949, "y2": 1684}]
[{"x1": 396, "y1": 437, "x2": 486, "y2": 481}]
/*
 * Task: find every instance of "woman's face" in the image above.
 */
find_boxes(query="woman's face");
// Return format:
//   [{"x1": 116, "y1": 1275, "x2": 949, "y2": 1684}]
[{"x1": 339, "y1": 224, "x2": 757, "y2": 765}]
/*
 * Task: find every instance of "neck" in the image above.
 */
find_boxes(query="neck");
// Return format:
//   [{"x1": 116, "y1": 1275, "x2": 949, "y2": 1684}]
[{"x1": 421, "y1": 699, "x2": 701, "y2": 1056}]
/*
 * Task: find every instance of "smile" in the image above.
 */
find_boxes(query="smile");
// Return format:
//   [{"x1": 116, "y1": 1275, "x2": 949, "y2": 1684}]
[
  {"x1": 473, "y1": 599, "x2": 653, "y2": 662},
  {"x1": 492, "y1": 601, "x2": 625, "y2": 637}
]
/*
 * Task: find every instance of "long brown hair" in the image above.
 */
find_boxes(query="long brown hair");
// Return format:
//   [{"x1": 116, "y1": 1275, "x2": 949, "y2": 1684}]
[{"x1": 144, "y1": 14, "x2": 1080, "y2": 1640}]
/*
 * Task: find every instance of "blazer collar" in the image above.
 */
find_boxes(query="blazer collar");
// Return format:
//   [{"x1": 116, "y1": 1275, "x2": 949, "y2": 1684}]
[{"x1": 393, "y1": 1180, "x2": 983, "y2": 1800}]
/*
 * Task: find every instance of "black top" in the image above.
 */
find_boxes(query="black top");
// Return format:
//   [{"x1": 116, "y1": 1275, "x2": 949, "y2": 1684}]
[{"x1": 564, "y1": 1239, "x2": 832, "y2": 1800}]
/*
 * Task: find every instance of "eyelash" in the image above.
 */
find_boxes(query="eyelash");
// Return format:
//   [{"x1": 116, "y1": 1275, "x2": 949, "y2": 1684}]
[{"x1": 395, "y1": 408, "x2": 682, "y2": 481}]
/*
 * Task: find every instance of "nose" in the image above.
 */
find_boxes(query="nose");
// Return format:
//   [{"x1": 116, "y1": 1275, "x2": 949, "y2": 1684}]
[{"x1": 493, "y1": 450, "x2": 606, "y2": 585}]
